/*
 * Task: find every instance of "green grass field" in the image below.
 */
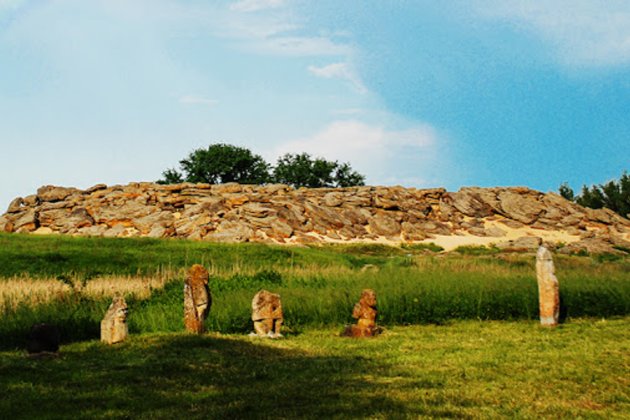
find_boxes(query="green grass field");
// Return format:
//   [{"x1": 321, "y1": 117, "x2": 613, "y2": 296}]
[
  {"x1": 1, "y1": 320, "x2": 628, "y2": 419},
  {"x1": 0, "y1": 232, "x2": 629, "y2": 418}
]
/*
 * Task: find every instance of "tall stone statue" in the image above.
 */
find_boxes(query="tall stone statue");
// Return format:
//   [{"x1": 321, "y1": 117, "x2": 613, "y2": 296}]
[
  {"x1": 342, "y1": 289, "x2": 381, "y2": 337},
  {"x1": 184, "y1": 264, "x2": 211, "y2": 334},
  {"x1": 101, "y1": 296, "x2": 129, "y2": 344},
  {"x1": 251, "y1": 290, "x2": 283, "y2": 338},
  {"x1": 536, "y1": 246, "x2": 560, "y2": 327}
]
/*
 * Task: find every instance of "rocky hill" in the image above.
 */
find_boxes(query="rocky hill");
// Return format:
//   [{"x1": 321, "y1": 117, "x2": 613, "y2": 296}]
[{"x1": 2, "y1": 182, "x2": 629, "y2": 254}]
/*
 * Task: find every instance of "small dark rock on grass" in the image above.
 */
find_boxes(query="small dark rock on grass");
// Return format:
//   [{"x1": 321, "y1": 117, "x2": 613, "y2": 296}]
[{"x1": 26, "y1": 323, "x2": 60, "y2": 358}]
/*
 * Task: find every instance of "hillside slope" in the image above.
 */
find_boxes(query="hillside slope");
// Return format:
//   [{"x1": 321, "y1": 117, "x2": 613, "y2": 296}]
[{"x1": 2, "y1": 183, "x2": 629, "y2": 253}]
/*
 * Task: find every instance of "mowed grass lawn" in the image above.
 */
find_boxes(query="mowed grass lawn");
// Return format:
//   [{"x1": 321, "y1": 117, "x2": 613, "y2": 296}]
[{"x1": 1, "y1": 318, "x2": 628, "y2": 419}]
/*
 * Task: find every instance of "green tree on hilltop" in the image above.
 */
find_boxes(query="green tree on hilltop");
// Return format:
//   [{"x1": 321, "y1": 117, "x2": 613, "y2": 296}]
[
  {"x1": 558, "y1": 170, "x2": 630, "y2": 219},
  {"x1": 159, "y1": 144, "x2": 366, "y2": 188},
  {"x1": 158, "y1": 143, "x2": 270, "y2": 185},
  {"x1": 272, "y1": 153, "x2": 365, "y2": 188}
]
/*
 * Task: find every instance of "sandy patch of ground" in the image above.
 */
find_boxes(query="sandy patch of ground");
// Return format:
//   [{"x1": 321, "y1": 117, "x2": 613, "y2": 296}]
[
  {"x1": 281, "y1": 218, "x2": 587, "y2": 251},
  {"x1": 421, "y1": 220, "x2": 583, "y2": 251}
]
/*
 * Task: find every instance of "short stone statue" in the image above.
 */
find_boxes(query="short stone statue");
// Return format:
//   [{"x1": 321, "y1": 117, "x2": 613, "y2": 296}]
[
  {"x1": 27, "y1": 323, "x2": 60, "y2": 355},
  {"x1": 251, "y1": 290, "x2": 283, "y2": 338},
  {"x1": 184, "y1": 264, "x2": 211, "y2": 334},
  {"x1": 536, "y1": 246, "x2": 560, "y2": 327},
  {"x1": 342, "y1": 289, "x2": 381, "y2": 337},
  {"x1": 100, "y1": 296, "x2": 128, "y2": 344}
]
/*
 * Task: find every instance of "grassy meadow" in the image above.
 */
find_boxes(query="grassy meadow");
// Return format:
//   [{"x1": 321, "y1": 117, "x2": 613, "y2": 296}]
[
  {"x1": 0, "y1": 232, "x2": 629, "y2": 418},
  {"x1": 1, "y1": 320, "x2": 629, "y2": 418}
]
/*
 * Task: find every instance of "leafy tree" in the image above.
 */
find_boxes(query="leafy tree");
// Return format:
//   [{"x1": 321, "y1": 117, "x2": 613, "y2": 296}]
[
  {"x1": 335, "y1": 162, "x2": 367, "y2": 187},
  {"x1": 272, "y1": 153, "x2": 365, "y2": 188},
  {"x1": 558, "y1": 182, "x2": 574, "y2": 201},
  {"x1": 158, "y1": 143, "x2": 270, "y2": 185},
  {"x1": 559, "y1": 171, "x2": 630, "y2": 219},
  {"x1": 576, "y1": 185, "x2": 605, "y2": 209},
  {"x1": 157, "y1": 168, "x2": 184, "y2": 185}
]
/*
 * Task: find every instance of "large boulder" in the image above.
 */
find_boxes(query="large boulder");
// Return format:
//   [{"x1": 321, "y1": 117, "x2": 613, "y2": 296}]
[
  {"x1": 497, "y1": 189, "x2": 545, "y2": 225},
  {"x1": 37, "y1": 185, "x2": 76, "y2": 202},
  {"x1": 496, "y1": 236, "x2": 542, "y2": 252}
]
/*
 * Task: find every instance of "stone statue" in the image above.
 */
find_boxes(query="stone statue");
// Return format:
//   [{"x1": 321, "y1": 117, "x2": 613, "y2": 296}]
[
  {"x1": 251, "y1": 290, "x2": 283, "y2": 338},
  {"x1": 100, "y1": 296, "x2": 128, "y2": 344},
  {"x1": 342, "y1": 289, "x2": 381, "y2": 337},
  {"x1": 184, "y1": 264, "x2": 211, "y2": 334},
  {"x1": 536, "y1": 246, "x2": 560, "y2": 327}
]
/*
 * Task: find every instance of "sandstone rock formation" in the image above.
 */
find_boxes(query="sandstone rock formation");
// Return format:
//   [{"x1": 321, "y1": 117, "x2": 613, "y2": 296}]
[
  {"x1": 1, "y1": 183, "x2": 629, "y2": 253},
  {"x1": 251, "y1": 289, "x2": 283, "y2": 338},
  {"x1": 100, "y1": 296, "x2": 129, "y2": 344},
  {"x1": 184, "y1": 264, "x2": 211, "y2": 334},
  {"x1": 26, "y1": 323, "x2": 60, "y2": 355},
  {"x1": 536, "y1": 246, "x2": 560, "y2": 327},
  {"x1": 342, "y1": 289, "x2": 381, "y2": 337}
]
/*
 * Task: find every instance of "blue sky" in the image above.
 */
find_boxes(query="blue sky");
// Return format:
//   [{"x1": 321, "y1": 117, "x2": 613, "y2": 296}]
[{"x1": 1, "y1": 0, "x2": 629, "y2": 208}]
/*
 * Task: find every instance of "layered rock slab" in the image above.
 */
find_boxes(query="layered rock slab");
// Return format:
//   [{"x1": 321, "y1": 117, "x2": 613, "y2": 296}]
[{"x1": 1, "y1": 183, "x2": 629, "y2": 253}]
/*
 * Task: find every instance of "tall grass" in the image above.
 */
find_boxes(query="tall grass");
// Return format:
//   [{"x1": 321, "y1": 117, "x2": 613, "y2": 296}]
[
  {"x1": 0, "y1": 234, "x2": 628, "y2": 350},
  {"x1": 126, "y1": 265, "x2": 630, "y2": 333}
]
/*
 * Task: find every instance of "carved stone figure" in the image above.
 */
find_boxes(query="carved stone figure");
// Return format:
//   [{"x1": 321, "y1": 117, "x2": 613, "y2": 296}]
[
  {"x1": 342, "y1": 289, "x2": 381, "y2": 337},
  {"x1": 100, "y1": 296, "x2": 128, "y2": 344},
  {"x1": 26, "y1": 323, "x2": 60, "y2": 355},
  {"x1": 251, "y1": 290, "x2": 283, "y2": 338},
  {"x1": 536, "y1": 246, "x2": 560, "y2": 326},
  {"x1": 184, "y1": 264, "x2": 211, "y2": 333}
]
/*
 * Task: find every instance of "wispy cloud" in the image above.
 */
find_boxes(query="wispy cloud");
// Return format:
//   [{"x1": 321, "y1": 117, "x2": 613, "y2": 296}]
[
  {"x1": 308, "y1": 62, "x2": 367, "y2": 93},
  {"x1": 211, "y1": 2, "x2": 351, "y2": 57},
  {"x1": 332, "y1": 108, "x2": 365, "y2": 116},
  {"x1": 474, "y1": 0, "x2": 630, "y2": 67},
  {"x1": 230, "y1": 0, "x2": 285, "y2": 13},
  {"x1": 178, "y1": 95, "x2": 218, "y2": 106},
  {"x1": 255, "y1": 36, "x2": 350, "y2": 57},
  {"x1": 270, "y1": 120, "x2": 442, "y2": 186}
]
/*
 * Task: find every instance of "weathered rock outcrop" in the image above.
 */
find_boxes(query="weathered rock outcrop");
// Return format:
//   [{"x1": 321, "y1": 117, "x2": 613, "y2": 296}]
[{"x1": 1, "y1": 183, "x2": 629, "y2": 253}]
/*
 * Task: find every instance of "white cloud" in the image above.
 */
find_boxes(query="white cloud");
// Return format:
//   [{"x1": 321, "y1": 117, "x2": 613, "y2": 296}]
[
  {"x1": 332, "y1": 108, "x2": 365, "y2": 116},
  {"x1": 270, "y1": 120, "x2": 441, "y2": 186},
  {"x1": 254, "y1": 36, "x2": 350, "y2": 57},
  {"x1": 308, "y1": 62, "x2": 367, "y2": 93},
  {"x1": 474, "y1": 0, "x2": 630, "y2": 67},
  {"x1": 230, "y1": 0, "x2": 285, "y2": 13},
  {"x1": 178, "y1": 95, "x2": 218, "y2": 106},
  {"x1": 199, "y1": 1, "x2": 352, "y2": 58}
]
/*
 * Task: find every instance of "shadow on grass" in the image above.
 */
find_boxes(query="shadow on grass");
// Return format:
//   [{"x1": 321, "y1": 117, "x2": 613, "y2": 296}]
[{"x1": 0, "y1": 333, "x2": 408, "y2": 419}]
